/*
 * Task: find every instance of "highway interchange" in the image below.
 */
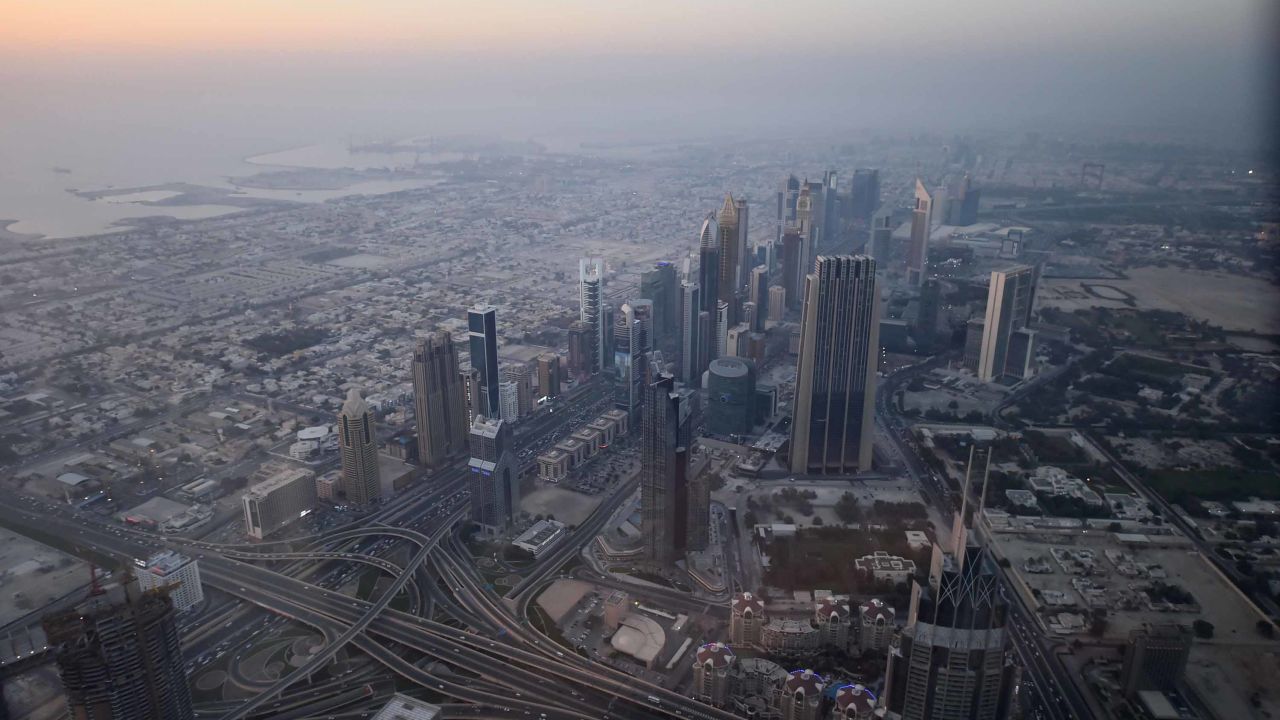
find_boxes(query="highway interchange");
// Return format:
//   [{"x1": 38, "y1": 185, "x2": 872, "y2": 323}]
[{"x1": 0, "y1": 357, "x2": 1097, "y2": 720}]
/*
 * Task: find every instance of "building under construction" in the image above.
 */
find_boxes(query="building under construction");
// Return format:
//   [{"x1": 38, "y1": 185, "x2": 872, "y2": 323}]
[{"x1": 42, "y1": 576, "x2": 193, "y2": 720}]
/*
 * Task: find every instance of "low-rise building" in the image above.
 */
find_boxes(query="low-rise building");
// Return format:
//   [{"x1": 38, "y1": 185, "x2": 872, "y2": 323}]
[
  {"x1": 854, "y1": 551, "x2": 917, "y2": 584},
  {"x1": 537, "y1": 449, "x2": 570, "y2": 482},
  {"x1": 371, "y1": 693, "x2": 441, "y2": 720},
  {"x1": 511, "y1": 519, "x2": 566, "y2": 559}
]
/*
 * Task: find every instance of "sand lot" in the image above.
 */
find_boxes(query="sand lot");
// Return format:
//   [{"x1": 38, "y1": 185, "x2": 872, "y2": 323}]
[
  {"x1": 521, "y1": 486, "x2": 602, "y2": 526},
  {"x1": 0, "y1": 531, "x2": 88, "y2": 627},
  {"x1": 1040, "y1": 267, "x2": 1280, "y2": 335}
]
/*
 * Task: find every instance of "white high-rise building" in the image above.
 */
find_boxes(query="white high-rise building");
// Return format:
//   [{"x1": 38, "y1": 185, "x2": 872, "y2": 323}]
[
  {"x1": 498, "y1": 380, "x2": 520, "y2": 422},
  {"x1": 975, "y1": 265, "x2": 1038, "y2": 382},
  {"x1": 134, "y1": 551, "x2": 203, "y2": 613}
]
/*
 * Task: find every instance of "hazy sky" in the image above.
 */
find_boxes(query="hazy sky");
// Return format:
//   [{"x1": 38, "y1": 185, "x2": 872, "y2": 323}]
[{"x1": 1, "y1": 0, "x2": 1275, "y2": 146}]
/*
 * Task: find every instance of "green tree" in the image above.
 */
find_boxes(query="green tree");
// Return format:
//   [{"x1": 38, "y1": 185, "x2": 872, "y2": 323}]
[{"x1": 834, "y1": 492, "x2": 860, "y2": 524}]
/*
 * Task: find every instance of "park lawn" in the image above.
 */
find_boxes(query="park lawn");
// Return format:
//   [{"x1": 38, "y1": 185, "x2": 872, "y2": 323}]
[{"x1": 1144, "y1": 468, "x2": 1279, "y2": 504}]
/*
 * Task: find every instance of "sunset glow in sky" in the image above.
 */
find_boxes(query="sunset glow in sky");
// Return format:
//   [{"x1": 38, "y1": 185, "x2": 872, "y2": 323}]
[
  {"x1": 3, "y1": 0, "x2": 1265, "y2": 57},
  {"x1": 0, "y1": 0, "x2": 1273, "y2": 149}
]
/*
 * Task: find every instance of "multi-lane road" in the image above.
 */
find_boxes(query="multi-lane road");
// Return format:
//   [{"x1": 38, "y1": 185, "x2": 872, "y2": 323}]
[{"x1": 875, "y1": 361, "x2": 1094, "y2": 720}]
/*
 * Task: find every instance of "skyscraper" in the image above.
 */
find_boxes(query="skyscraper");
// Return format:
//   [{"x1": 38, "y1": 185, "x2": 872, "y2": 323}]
[
  {"x1": 749, "y1": 265, "x2": 769, "y2": 333},
  {"x1": 735, "y1": 196, "x2": 752, "y2": 298},
  {"x1": 338, "y1": 388, "x2": 381, "y2": 505},
  {"x1": 714, "y1": 300, "x2": 730, "y2": 360},
  {"x1": 698, "y1": 213, "x2": 720, "y2": 318},
  {"x1": 641, "y1": 261, "x2": 679, "y2": 349},
  {"x1": 781, "y1": 227, "x2": 804, "y2": 311},
  {"x1": 849, "y1": 169, "x2": 881, "y2": 224},
  {"x1": 796, "y1": 186, "x2": 815, "y2": 271},
  {"x1": 777, "y1": 174, "x2": 800, "y2": 242},
  {"x1": 822, "y1": 170, "x2": 841, "y2": 250},
  {"x1": 906, "y1": 179, "x2": 934, "y2": 287},
  {"x1": 974, "y1": 266, "x2": 1038, "y2": 382},
  {"x1": 914, "y1": 279, "x2": 942, "y2": 353},
  {"x1": 459, "y1": 367, "x2": 482, "y2": 424},
  {"x1": 1120, "y1": 624, "x2": 1192, "y2": 699},
  {"x1": 579, "y1": 258, "x2": 606, "y2": 376},
  {"x1": 677, "y1": 280, "x2": 702, "y2": 384},
  {"x1": 412, "y1": 331, "x2": 467, "y2": 469},
  {"x1": 640, "y1": 362, "x2": 690, "y2": 564},
  {"x1": 790, "y1": 256, "x2": 880, "y2": 475},
  {"x1": 870, "y1": 208, "x2": 894, "y2": 264},
  {"x1": 614, "y1": 302, "x2": 651, "y2": 418},
  {"x1": 949, "y1": 173, "x2": 981, "y2": 226},
  {"x1": 468, "y1": 415, "x2": 518, "y2": 532},
  {"x1": 43, "y1": 579, "x2": 194, "y2": 720},
  {"x1": 882, "y1": 526, "x2": 1018, "y2": 720},
  {"x1": 501, "y1": 364, "x2": 532, "y2": 418},
  {"x1": 536, "y1": 353, "x2": 561, "y2": 400},
  {"x1": 716, "y1": 195, "x2": 742, "y2": 311},
  {"x1": 767, "y1": 286, "x2": 787, "y2": 322},
  {"x1": 566, "y1": 321, "x2": 589, "y2": 381},
  {"x1": 467, "y1": 304, "x2": 501, "y2": 417}
]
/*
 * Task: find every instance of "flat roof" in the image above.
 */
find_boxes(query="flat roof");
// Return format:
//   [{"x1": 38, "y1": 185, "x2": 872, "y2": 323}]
[
  {"x1": 244, "y1": 467, "x2": 314, "y2": 499},
  {"x1": 371, "y1": 694, "x2": 441, "y2": 720}
]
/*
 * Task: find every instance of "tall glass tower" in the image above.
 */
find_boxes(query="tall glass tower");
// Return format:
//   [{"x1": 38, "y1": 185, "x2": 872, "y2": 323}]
[{"x1": 467, "y1": 304, "x2": 501, "y2": 418}]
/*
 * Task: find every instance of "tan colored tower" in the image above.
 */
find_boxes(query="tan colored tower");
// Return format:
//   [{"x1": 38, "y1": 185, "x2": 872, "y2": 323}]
[
  {"x1": 413, "y1": 331, "x2": 468, "y2": 469},
  {"x1": 338, "y1": 388, "x2": 381, "y2": 506},
  {"x1": 790, "y1": 255, "x2": 880, "y2": 475},
  {"x1": 906, "y1": 179, "x2": 933, "y2": 286}
]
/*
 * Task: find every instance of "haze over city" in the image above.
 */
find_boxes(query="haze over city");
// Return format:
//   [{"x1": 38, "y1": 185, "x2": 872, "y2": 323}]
[{"x1": 0, "y1": 2, "x2": 1276, "y2": 720}]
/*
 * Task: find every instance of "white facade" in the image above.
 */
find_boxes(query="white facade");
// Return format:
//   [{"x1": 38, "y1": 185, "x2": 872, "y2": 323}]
[
  {"x1": 134, "y1": 551, "x2": 204, "y2": 613},
  {"x1": 242, "y1": 466, "x2": 316, "y2": 540},
  {"x1": 499, "y1": 381, "x2": 520, "y2": 423}
]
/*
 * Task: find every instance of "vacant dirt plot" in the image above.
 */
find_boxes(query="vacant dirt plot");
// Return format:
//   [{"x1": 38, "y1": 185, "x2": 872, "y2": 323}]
[
  {"x1": 1041, "y1": 267, "x2": 1280, "y2": 334},
  {"x1": 521, "y1": 486, "x2": 601, "y2": 525}
]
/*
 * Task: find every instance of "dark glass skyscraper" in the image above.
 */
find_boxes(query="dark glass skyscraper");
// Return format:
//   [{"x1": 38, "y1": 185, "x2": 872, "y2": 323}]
[
  {"x1": 468, "y1": 415, "x2": 517, "y2": 532},
  {"x1": 781, "y1": 227, "x2": 804, "y2": 311},
  {"x1": 467, "y1": 304, "x2": 501, "y2": 417},
  {"x1": 698, "y1": 212, "x2": 720, "y2": 318},
  {"x1": 579, "y1": 258, "x2": 606, "y2": 375},
  {"x1": 640, "y1": 261, "x2": 678, "y2": 349},
  {"x1": 43, "y1": 580, "x2": 194, "y2": 720},
  {"x1": 883, "y1": 529, "x2": 1018, "y2": 720},
  {"x1": 790, "y1": 255, "x2": 880, "y2": 475},
  {"x1": 849, "y1": 168, "x2": 881, "y2": 224},
  {"x1": 640, "y1": 361, "x2": 693, "y2": 565}
]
